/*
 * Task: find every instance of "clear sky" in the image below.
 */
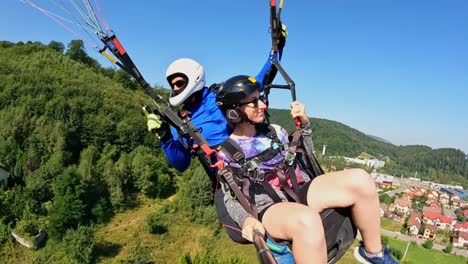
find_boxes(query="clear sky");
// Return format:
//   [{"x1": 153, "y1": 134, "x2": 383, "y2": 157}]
[{"x1": 2, "y1": 0, "x2": 467, "y2": 153}]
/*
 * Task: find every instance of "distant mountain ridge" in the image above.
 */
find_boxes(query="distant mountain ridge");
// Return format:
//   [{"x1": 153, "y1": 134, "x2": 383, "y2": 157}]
[
  {"x1": 267, "y1": 108, "x2": 468, "y2": 187},
  {"x1": 366, "y1": 134, "x2": 392, "y2": 144}
]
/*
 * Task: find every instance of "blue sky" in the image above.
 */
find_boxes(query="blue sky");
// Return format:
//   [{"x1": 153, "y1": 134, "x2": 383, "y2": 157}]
[{"x1": 1, "y1": 0, "x2": 467, "y2": 153}]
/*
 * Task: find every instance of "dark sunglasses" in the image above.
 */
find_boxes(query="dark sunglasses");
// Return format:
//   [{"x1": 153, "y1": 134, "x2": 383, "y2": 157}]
[
  {"x1": 239, "y1": 95, "x2": 266, "y2": 108},
  {"x1": 171, "y1": 79, "x2": 187, "y2": 89}
]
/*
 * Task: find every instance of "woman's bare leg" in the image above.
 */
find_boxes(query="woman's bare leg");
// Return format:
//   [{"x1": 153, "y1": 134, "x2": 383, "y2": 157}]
[
  {"x1": 306, "y1": 168, "x2": 382, "y2": 254},
  {"x1": 262, "y1": 202, "x2": 327, "y2": 264}
]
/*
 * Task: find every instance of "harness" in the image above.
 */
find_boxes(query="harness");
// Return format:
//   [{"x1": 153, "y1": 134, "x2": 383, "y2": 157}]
[{"x1": 217, "y1": 124, "x2": 304, "y2": 219}]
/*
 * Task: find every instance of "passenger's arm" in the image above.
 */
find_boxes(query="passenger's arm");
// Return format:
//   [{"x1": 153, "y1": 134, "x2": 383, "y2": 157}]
[
  {"x1": 290, "y1": 101, "x2": 314, "y2": 156},
  {"x1": 223, "y1": 186, "x2": 255, "y2": 230},
  {"x1": 300, "y1": 121, "x2": 314, "y2": 159}
]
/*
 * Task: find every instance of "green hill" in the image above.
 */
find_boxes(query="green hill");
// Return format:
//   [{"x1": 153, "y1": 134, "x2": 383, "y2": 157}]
[{"x1": 268, "y1": 108, "x2": 468, "y2": 187}]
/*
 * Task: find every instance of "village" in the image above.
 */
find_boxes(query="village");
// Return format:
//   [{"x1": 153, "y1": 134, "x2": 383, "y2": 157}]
[{"x1": 373, "y1": 172, "x2": 468, "y2": 252}]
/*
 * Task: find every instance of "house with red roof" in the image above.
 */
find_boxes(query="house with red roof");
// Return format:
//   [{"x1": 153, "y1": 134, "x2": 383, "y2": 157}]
[
  {"x1": 427, "y1": 190, "x2": 439, "y2": 200},
  {"x1": 389, "y1": 198, "x2": 412, "y2": 215},
  {"x1": 452, "y1": 231, "x2": 468, "y2": 249},
  {"x1": 453, "y1": 222, "x2": 468, "y2": 233},
  {"x1": 425, "y1": 199, "x2": 440, "y2": 208},
  {"x1": 407, "y1": 212, "x2": 422, "y2": 236},
  {"x1": 402, "y1": 193, "x2": 414, "y2": 200},
  {"x1": 423, "y1": 212, "x2": 455, "y2": 231},
  {"x1": 379, "y1": 203, "x2": 388, "y2": 217},
  {"x1": 422, "y1": 206, "x2": 441, "y2": 214}
]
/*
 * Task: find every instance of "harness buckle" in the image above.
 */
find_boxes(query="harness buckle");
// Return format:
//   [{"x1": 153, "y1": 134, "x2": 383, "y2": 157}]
[
  {"x1": 244, "y1": 158, "x2": 261, "y2": 171},
  {"x1": 248, "y1": 169, "x2": 265, "y2": 182},
  {"x1": 284, "y1": 151, "x2": 296, "y2": 166}
]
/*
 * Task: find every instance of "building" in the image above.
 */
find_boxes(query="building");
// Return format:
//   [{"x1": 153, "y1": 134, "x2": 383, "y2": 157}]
[
  {"x1": 389, "y1": 198, "x2": 412, "y2": 214},
  {"x1": 379, "y1": 203, "x2": 388, "y2": 217},
  {"x1": 440, "y1": 187, "x2": 468, "y2": 199},
  {"x1": 344, "y1": 157, "x2": 385, "y2": 169},
  {"x1": 371, "y1": 173, "x2": 394, "y2": 185},
  {"x1": 407, "y1": 212, "x2": 422, "y2": 236},
  {"x1": 452, "y1": 231, "x2": 468, "y2": 248},
  {"x1": 423, "y1": 212, "x2": 455, "y2": 231},
  {"x1": 422, "y1": 206, "x2": 441, "y2": 214},
  {"x1": 453, "y1": 222, "x2": 468, "y2": 233},
  {"x1": 423, "y1": 224, "x2": 438, "y2": 240}
]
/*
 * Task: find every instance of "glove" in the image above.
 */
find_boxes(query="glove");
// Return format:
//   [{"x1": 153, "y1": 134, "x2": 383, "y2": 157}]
[
  {"x1": 143, "y1": 107, "x2": 171, "y2": 141},
  {"x1": 278, "y1": 22, "x2": 288, "y2": 50},
  {"x1": 147, "y1": 113, "x2": 162, "y2": 132}
]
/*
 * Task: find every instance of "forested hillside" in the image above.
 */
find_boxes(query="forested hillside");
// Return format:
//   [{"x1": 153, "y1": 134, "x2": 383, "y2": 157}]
[
  {"x1": 0, "y1": 40, "x2": 180, "y2": 262},
  {"x1": 0, "y1": 40, "x2": 466, "y2": 263}
]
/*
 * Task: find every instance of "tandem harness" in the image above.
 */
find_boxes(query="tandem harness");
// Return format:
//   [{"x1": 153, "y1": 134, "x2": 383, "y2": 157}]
[
  {"x1": 214, "y1": 123, "x2": 358, "y2": 264},
  {"x1": 216, "y1": 123, "x2": 305, "y2": 220}
]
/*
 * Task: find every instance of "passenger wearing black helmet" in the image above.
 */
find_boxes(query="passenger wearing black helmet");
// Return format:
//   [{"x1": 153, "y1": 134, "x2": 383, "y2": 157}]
[{"x1": 215, "y1": 75, "x2": 399, "y2": 264}]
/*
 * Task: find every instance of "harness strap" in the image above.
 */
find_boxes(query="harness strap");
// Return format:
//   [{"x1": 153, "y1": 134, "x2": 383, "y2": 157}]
[
  {"x1": 229, "y1": 167, "x2": 286, "y2": 204},
  {"x1": 260, "y1": 181, "x2": 284, "y2": 203},
  {"x1": 288, "y1": 129, "x2": 302, "y2": 153},
  {"x1": 275, "y1": 166, "x2": 300, "y2": 202},
  {"x1": 221, "y1": 168, "x2": 258, "y2": 219}
]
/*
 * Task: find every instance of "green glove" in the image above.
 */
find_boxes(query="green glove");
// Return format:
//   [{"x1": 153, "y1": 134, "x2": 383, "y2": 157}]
[
  {"x1": 147, "y1": 113, "x2": 163, "y2": 132},
  {"x1": 142, "y1": 106, "x2": 172, "y2": 141},
  {"x1": 142, "y1": 106, "x2": 162, "y2": 132}
]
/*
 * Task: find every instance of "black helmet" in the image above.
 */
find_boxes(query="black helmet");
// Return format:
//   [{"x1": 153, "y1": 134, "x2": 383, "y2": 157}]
[
  {"x1": 216, "y1": 75, "x2": 260, "y2": 111},
  {"x1": 216, "y1": 75, "x2": 261, "y2": 123}
]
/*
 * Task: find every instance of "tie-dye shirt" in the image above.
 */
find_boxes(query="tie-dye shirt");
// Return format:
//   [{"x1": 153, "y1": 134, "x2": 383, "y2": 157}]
[
  {"x1": 219, "y1": 124, "x2": 304, "y2": 190},
  {"x1": 219, "y1": 122, "x2": 314, "y2": 227}
]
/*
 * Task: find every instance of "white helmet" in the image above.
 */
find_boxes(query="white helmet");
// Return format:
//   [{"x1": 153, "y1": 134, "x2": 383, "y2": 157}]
[{"x1": 166, "y1": 58, "x2": 206, "y2": 107}]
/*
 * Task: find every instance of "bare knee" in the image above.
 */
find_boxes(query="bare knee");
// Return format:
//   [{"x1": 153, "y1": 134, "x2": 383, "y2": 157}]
[
  {"x1": 347, "y1": 169, "x2": 376, "y2": 197},
  {"x1": 289, "y1": 210, "x2": 325, "y2": 243}
]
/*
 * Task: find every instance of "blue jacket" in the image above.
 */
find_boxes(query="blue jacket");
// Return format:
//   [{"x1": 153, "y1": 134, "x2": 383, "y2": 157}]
[{"x1": 161, "y1": 49, "x2": 283, "y2": 172}]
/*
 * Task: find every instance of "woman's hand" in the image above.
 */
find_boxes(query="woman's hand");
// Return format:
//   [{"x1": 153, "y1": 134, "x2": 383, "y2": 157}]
[
  {"x1": 290, "y1": 101, "x2": 309, "y2": 125},
  {"x1": 242, "y1": 216, "x2": 265, "y2": 242}
]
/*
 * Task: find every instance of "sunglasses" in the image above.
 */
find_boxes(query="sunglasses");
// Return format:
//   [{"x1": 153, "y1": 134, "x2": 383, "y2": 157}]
[
  {"x1": 171, "y1": 79, "x2": 187, "y2": 89},
  {"x1": 239, "y1": 95, "x2": 266, "y2": 108}
]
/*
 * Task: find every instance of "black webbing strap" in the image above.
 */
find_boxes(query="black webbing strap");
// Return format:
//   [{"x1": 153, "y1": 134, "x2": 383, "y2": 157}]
[
  {"x1": 220, "y1": 168, "x2": 258, "y2": 219},
  {"x1": 229, "y1": 167, "x2": 284, "y2": 204},
  {"x1": 288, "y1": 129, "x2": 302, "y2": 153},
  {"x1": 218, "y1": 138, "x2": 245, "y2": 163},
  {"x1": 275, "y1": 166, "x2": 300, "y2": 202}
]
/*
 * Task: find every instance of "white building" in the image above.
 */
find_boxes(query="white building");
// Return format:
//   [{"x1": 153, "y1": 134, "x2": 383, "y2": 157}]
[
  {"x1": 344, "y1": 157, "x2": 385, "y2": 169},
  {"x1": 371, "y1": 173, "x2": 394, "y2": 184}
]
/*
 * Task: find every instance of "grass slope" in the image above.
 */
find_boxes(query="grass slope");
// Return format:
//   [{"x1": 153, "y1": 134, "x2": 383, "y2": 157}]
[{"x1": 95, "y1": 195, "x2": 258, "y2": 264}]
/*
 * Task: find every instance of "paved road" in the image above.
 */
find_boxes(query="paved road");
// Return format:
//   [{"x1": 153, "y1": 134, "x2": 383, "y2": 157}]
[{"x1": 380, "y1": 229, "x2": 468, "y2": 257}]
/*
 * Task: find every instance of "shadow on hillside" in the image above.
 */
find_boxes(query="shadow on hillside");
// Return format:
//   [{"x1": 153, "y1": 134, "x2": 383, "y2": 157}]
[{"x1": 94, "y1": 241, "x2": 122, "y2": 258}]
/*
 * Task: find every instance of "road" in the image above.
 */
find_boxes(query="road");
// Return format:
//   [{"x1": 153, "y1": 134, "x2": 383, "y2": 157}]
[{"x1": 380, "y1": 228, "x2": 468, "y2": 257}]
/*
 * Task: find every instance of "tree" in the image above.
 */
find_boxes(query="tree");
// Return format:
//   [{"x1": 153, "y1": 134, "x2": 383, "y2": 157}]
[
  {"x1": 443, "y1": 243, "x2": 453, "y2": 254},
  {"x1": 48, "y1": 167, "x2": 85, "y2": 240},
  {"x1": 61, "y1": 225, "x2": 96, "y2": 264},
  {"x1": 113, "y1": 70, "x2": 138, "y2": 90},
  {"x1": 65, "y1": 40, "x2": 98, "y2": 68},
  {"x1": 422, "y1": 240, "x2": 433, "y2": 249},
  {"x1": 146, "y1": 210, "x2": 167, "y2": 234},
  {"x1": 47, "y1": 41, "x2": 65, "y2": 53},
  {"x1": 379, "y1": 193, "x2": 395, "y2": 205}
]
